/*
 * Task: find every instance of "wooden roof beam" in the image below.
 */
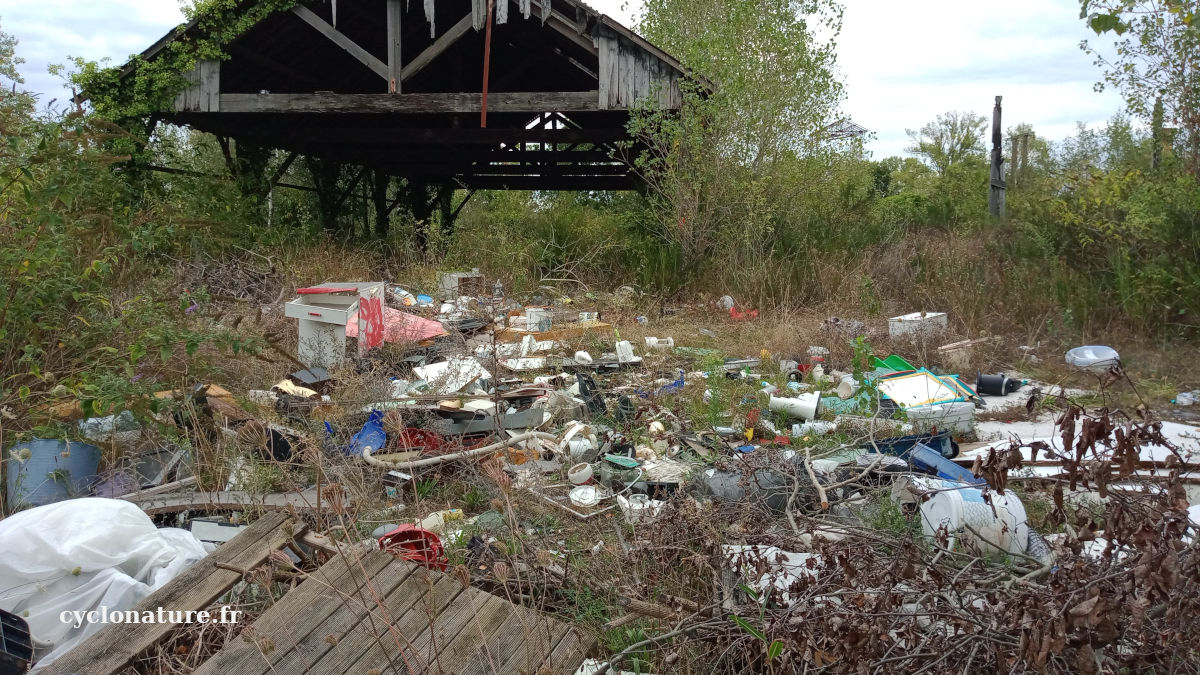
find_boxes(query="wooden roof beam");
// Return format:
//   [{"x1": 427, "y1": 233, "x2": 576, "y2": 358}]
[
  {"x1": 292, "y1": 5, "x2": 388, "y2": 81},
  {"x1": 401, "y1": 12, "x2": 474, "y2": 83},
  {"x1": 218, "y1": 91, "x2": 600, "y2": 114}
]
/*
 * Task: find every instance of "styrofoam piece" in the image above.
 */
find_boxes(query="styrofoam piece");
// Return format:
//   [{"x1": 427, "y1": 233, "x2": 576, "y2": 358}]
[
  {"x1": 888, "y1": 311, "x2": 948, "y2": 339},
  {"x1": 574, "y1": 350, "x2": 594, "y2": 364},
  {"x1": 644, "y1": 336, "x2": 674, "y2": 351},
  {"x1": 525, "y1": 307, "x2": 553, "y2": 333}
]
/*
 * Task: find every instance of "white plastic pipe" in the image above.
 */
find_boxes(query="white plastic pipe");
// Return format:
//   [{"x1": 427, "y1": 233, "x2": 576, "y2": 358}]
[{"x1": 361, "y1": 431, "x2": 559, "y2": 470}]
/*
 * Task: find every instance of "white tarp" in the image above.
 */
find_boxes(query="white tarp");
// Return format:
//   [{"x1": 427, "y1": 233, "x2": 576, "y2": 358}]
[{"x1": 0, "y1": 498, "x2": 209, "y2": 670}]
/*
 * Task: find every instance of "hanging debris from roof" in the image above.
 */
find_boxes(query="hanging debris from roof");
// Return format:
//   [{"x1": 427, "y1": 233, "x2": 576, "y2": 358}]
[
  {"x1": 541, "y1": 0, "x2": 550, "y2": 23},
  {"x1": 496, "y1": 0, "x2": 509, "y2": 24},
  {"x1": 520, "y1": 0, "x2": 533, "y2": 19},
  {"x1": 473, "y1": 0, "x2": 486, "y2": 30},
  {"x1": 425, "y1": 0, "x2": 436, "y2": 37}
]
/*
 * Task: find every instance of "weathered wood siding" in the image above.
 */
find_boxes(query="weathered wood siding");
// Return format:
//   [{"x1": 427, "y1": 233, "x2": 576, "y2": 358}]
[
  {"x1": 597, "y1": 26, "x2": 681, "y2": 110},
  {"x1": 174, "y1": 59, "x2": 220, "y2": 112}
]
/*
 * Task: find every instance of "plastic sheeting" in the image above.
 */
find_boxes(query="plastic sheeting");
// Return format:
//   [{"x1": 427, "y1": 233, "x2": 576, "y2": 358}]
[
  {"x1": 345, "y1": 306, "x2": 447, "y2": 343},
  {"x1": 0, "y1": 499, "x2": 209, "y2": 670}
]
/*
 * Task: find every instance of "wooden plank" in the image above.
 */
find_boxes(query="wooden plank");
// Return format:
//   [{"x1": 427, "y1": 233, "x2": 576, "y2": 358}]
[
  {"x1": 42, "y1": 513, "x2": 299, "y2": 675},
  {"x1": 543, "y1": 8, "x2": 598, "y2": 56},
  {"x1": 401, "y1": 13, "x2": 474, "y2": 83},
  {"x1": 387, "y1": 0, "x2": 402, "y2": 92},
  {"x1": 130, "y1": 488, "x2": 348, "y2": 515},
  {"x1": 193, "y1": 551, "x2": 400, "y2": 675},
  {"x1": 199, "y1": 60, "x2": 220, "y2": 112},
  {"x1": 292, "y1": 5, "x2": 388, "y2": 80},
  {"x1": 598, "y1": 35, "x2": 619, "y2": 110},
  {"x1": 548, "y1": 628, "x2": 593, "y2": 675},
  {"x1": 498, "y1": 616, "x2": 571, "y2": 675},
  {"x1": 218, "y1": 91, "x2": 600, "y2": 114},
  {"x1": 457, "y1": 610, "x2": 542, "y2": 675},
  {"x1": 309, "y1": 569, "x2": 462, "y2": 675},
  {"x1": 413, "y1": 592, "x2": 513, "y2": 673}
]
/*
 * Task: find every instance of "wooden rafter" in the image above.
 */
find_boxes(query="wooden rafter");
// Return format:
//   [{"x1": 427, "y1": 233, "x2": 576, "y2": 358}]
[
  {"x1": 291, "y1": 5, "x2": 387, "y2": 80},
  {"x1": 401, "y1": 13, "x2": 474, "y2": 83}
]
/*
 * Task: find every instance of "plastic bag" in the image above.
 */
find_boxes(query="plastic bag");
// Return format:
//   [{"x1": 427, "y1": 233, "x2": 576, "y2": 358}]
[
  {"x1": 0, "y1": 498, "x2": 209, "y2": 670},
  {"x1": 1065, "y1": 345, "x2": 1120, "y2": 372}
]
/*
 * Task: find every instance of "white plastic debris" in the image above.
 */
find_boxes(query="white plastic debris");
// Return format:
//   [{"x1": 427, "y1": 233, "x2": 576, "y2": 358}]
[
  {"x1": 1065, "y1": 345, "x2": 1120, "y2": 373},
  {"x1": 0, "y1": 499, "x2": 210, "y2": 669}
]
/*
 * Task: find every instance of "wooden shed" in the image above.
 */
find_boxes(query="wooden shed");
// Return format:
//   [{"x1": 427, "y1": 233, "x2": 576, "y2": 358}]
[{"x1": 134, "y1": 0, "x2": 691, "y2": 192}]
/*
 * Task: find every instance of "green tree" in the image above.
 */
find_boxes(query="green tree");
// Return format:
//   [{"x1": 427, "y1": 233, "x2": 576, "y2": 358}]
[
  {"x1": 1080, "y1": 0, "x2": 1200, "y2": 171},
  {"x1": 905, "y1": 111, "x2": 987, "y2": 174},
  {"x1": 629, "y1": 0, "x2": 846, "y2": 294}
]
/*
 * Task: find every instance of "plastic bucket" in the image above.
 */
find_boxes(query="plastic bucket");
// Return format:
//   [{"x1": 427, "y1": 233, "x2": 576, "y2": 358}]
[{"x1": 5, "y1": 439, "x2": 101, "y2": 509}]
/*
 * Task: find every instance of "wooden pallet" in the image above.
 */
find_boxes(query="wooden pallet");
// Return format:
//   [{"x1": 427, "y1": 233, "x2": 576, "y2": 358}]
[{"x1": 192, "y1": 550, "x2": 592, "y2": 675}]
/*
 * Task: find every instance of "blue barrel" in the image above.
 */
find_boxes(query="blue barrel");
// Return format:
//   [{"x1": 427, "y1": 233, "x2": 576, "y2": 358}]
[{"x1": 5, "y1": 439, "x2": 101, "y2": 509}]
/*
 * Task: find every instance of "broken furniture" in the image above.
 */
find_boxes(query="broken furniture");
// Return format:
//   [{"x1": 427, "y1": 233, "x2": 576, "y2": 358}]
[{"x1": 285, "y1": 283, "x2": 385, "y2": 369}]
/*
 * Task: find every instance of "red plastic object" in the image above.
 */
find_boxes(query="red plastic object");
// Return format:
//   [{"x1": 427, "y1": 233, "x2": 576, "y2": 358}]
[
  {"x1": 730, "y1": 306, "x2": 759, "y2": 321},
  {"x1": 378, "y1": 525, "x2": 447, "y2": 571},
  {"x1": 296, "y1": 286, "x2": 358, "y2": 295}
]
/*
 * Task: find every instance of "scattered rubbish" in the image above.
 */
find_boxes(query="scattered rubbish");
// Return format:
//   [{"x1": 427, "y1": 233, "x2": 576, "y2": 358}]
[
  {"x1": 893, "y1": 476, "x2": 1052, "y2": 565},
  {"x1": 1176, "y1": 391, "x2": 1200, "y2": 406},
  {"x1": 378, "y1": 525, "x2": 448, "y2": 571},
  {"x1": 1065, "y1": 345, "x2": 1120, "y2": 373},
  {"x1": 768, "y1": 392, "x2": 822, "y2": 420},
  {"x1": 438, "y1": 269, "x2": 484, "y2": 299},
  {"x1": 644, "y1": 336, "x2": 674, "y2": 351},
  {"x1": 346, "y1": 410, "x2": 386, "y2": 456},
  {"x1": 286, "y1": 282, "x2": 386, "y2": 368},
  {"x1": 574, "y1": 350, "x2": 594, "y2": 364},
  {"x1": 568, "y1": 462, "x2": 594, "y2": 485},
  {"x1": 904, "y1": 401, "x2": 977, "y2": 438},
  {"x1": 5, "y1": 439, "x2": 101, "y2": 510},
  {"x1": 724, "y1": 544, "x2": 819, "y2": 605},
  {"x1": 345, "y1": 305, "x2": 447, "y2": 343},
  {"x1": 719, "y1": 295, "x2": 736, "y2": 311},
  {"x1": 871, "y1": 353, "x2": 915, "y2": 372},
  {"x1": 76, "y1": 411, "x2": 141, "y2": 448},
  {"x1": 570, "y1": 485, "x2": 603, "y2": 508},
  {"x1": 908, "y1": 443, "x2": 977, "y2": 481},
  {"x1": 617, "y1": 493, "x2": 665, "y2": 524},
  {"x1": 729, "y1": 306, "x2": 758, "y2": 321},
  {"x1": 0, "y1": 499, "x2": 209, "y2": 669},
  {"x1": 877, "y1": 369, "x2": 969, "y2": 408},
  {"x1": 615, "y1": 340, "x2": 641, "y2": 364},
  {"x1": 526, "y1": 306, "x2": 553, "y2": 332},
  {"x1": 415, "y1": 509, "x2": 464, "y2": 534},
  {"x1": 189, "y1": 518, "x2": 248, "y2": 544},
  {"x1": 975, "y1": 372, "x2": 1021, "y2": 396},
  {"x1": 792, "y1": 421, "x2": 838, "y2": 436},
  {"x1": 0, "y1": 609, "x2": 32, "y2": 675},
  {"x1": 413, "y1": 358, "x2": 491, "y2": 395},
  {"x1": 888, "y1": 311, "x2": 948, "y2": 339}
]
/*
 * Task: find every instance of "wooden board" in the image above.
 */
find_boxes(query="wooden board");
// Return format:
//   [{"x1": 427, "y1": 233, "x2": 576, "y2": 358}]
[
  {"x1": 42, "y1": 512, "x2": 301, "y2": 675},
  {"x1": 193, "y1": 553, "x2": 594, "y2": 675},
  {"x1": 218, "y1": 91, "x2": 601, "y2": 114},
  {"x1": 129, "y1": 488, "x2": 350, "y2": 515}
]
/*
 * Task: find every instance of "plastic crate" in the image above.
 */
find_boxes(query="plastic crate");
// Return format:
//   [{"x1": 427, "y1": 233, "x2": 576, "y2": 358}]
[{"x1": 0, "y1": 609, "x2": 32, "y2": 675}]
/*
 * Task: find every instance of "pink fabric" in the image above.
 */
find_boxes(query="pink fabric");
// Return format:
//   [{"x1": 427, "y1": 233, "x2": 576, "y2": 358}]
[{"x1": 346, "y1": 306, "x2": 447, "y2": 342}]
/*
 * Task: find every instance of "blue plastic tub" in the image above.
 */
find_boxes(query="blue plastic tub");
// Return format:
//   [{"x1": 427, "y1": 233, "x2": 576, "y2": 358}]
[{"x1": 5, "y1": 438, "x2": 101, "y2": 510}]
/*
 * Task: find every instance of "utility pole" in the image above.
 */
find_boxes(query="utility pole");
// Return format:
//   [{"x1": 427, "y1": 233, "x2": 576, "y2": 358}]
[{"x1": 988, "y1": 96, "x2": 1006, "y2": 220}]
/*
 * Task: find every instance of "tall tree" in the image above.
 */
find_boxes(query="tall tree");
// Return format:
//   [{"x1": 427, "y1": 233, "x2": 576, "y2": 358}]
[
  {"x1": 630, "y1": 0, "x2": 845, "y2": 287},
  {"x1": 1080, "y1": 0, "x2": 1200, "y2": 171},
  {"x1": 905, "y1": 111, "x2": 987, "y2": 174}
]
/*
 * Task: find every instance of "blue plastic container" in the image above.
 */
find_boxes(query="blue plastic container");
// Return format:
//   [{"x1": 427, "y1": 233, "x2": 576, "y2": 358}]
[{"x1": 4, "y1": 439, "x2": 101, "y2": 509}]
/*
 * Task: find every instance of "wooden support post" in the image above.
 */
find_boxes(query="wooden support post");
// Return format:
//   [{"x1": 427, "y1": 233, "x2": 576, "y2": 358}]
[
  {"x1": 988, "y1": 95, "x2": 1006, "y2": 221},
  {"x1": 482, "y1": 0, "x2": 495, "y2": 128},
  {"x1": 387, "y1": 0, "x2": 402, "y2": 93}
]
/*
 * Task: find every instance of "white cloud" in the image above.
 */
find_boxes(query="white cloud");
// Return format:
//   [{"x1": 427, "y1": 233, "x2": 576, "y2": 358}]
[{"x1": 5, "y1": 0, "x2": 1124, "y2": 154}]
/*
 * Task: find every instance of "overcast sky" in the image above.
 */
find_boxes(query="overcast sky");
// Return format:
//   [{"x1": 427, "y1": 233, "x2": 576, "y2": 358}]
[{"x1": 2, "y1": 0, "x2": 1125, "y2": 158}]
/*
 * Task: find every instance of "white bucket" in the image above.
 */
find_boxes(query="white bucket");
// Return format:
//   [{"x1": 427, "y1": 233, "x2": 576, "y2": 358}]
[
  {"x1": 768, "y1": 392, "x2": 822, "y2": 420},
  {"x1": 835, "y1": 374, "x2": 858, "y2": 399},
  {"x1": 568, "y1": 463, "x2": 593, "y2": 485},
  {"x1": 893, "y1": 476, "x2": 1031, "y2": 559}
]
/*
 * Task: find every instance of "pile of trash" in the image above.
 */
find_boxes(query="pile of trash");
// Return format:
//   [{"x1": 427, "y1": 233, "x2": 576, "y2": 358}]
[{"x1": 3, "y1": 273, "x2": 1199, "y2": 674}]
